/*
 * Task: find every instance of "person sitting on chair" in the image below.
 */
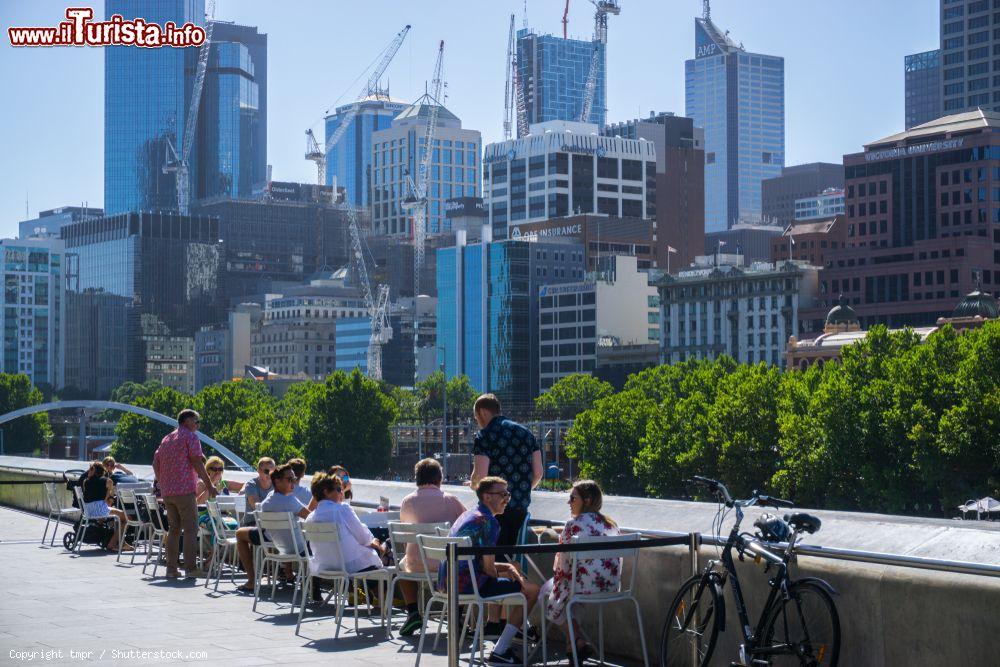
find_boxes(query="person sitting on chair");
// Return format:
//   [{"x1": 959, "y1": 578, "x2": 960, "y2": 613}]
[
  {"x1": 538, "y1": 480, "x2": 621, "y2": 662},
  {"x1": 441, "y1": 476, "x2": 539, "y2": 665},
  {"x1": 81, "y1": 461, "x2": 132, "y2": 552}
]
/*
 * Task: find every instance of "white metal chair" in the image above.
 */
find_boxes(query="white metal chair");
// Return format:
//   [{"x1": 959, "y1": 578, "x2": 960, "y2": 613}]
[
  {"x1": 71, "y1": 486, "x2": 120, "y2": 554},
  {"x1": 538, "y1": 533, "x2": 649, "y2": 667},
  {"x1": 42, "y1": 482, "x2": 79, "y2": 546},
  {"x1": 349, "y1": 552, "x2": 395, "y2": 639},
  {"x1": 386, "y1": 521, "x2": 451, "y2": 629},
  {"x1": 253, "y1": 511, "x2": 309, "y2": 613},
  {"x1": 204, "y1": 500, "x2": 240, "y2": 592},
  {"x1": 297, "y1": 521, "x2": 351, "y2": 636},
  {"x1": 115, "y1": 487, "x2": 148, "y2": 564},
  {"x1": 137, "y1": 493, "x2": 167, "y2": 576},
  {"x1": 414, "y1": 534, "x2": 531, "y2": 667}
]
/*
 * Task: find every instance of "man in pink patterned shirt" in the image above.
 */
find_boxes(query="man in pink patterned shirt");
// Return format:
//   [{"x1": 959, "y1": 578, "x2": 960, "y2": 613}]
[{"x1": 153, "y1": 409, "x2": 216, "y2": 578}]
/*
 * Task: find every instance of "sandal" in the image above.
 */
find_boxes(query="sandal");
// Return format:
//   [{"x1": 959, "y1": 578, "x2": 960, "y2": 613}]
[{"x1": 237, "y1": 583, "x2": 255, "y2": 592}]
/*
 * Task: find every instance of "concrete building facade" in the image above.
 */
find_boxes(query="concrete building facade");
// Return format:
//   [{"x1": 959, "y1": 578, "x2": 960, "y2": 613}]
[
  {"x1": 657, "y1": 259, "x2": 819, "y2": 367},
  {"x1": 762, "y1": 163, "x2": 844, "y2": 229},
  {"x1": 795, "y1": 188, "x2": 845, "y2": 221},
  {"x1": 538, "y1": 255, "x2": 658, "y2": 391},
  {"x1": 483, "y1": 120, "x2": 656, "y2": 241}
]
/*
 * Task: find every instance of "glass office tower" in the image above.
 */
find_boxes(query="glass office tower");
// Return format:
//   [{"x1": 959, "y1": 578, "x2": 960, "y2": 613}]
[
  {"x1": 517, "y1": 29, "x2": 607, "y2": 131},
  {"x1": 198, "y1": 41, "x2": 260, "y2": 199},
  {"x1": 105, "y1": 0, "x2": 204, "y2": 215},
  {"x1": 905, "y1": 50, "x2": 942, "y2": 130},
  {"x1": 324, "y1": 96, "x2": 408, "y2": 207},
  {"x1": 436, "y1": 234, "x2": 586, "y2": 406},
  {"x1": 685, "y1": 14, "x2": 784, "y2": 232}
]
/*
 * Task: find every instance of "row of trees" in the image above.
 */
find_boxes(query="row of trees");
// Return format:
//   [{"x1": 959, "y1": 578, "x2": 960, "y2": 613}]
[{"x1": 564, "y1": 321, "x2": 1000, "y2": 516}]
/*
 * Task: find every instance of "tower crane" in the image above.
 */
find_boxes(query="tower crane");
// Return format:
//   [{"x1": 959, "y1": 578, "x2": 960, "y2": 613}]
[
  {"x1": 402, "y1": 40, "x2": 445, "y2": 380},
  {"x1": 579, "y1": 0, "x2": 620, "y2": 123},
  {"x1": 345, "y1": 206, "x2": 392, "y2": 381},
  {"x1": 163, "y1": 0, "x2": 216, "y2": 215},
  {"x1": 504, "y1": 14, "x2": 528, "y2": 139},
  {"x1": 305, "y1": 25, "x2": 410, "y2": 187}
]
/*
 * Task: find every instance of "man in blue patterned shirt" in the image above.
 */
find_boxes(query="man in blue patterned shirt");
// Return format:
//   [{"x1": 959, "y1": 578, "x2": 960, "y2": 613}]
[{"x1": 470, "y1": 393, "x2": 543, "y2": 553}]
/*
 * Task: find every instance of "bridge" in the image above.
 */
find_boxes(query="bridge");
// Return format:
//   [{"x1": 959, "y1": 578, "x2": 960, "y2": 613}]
[{"x1": 1, "y1": 454, "x2": 999, "y2": 665}]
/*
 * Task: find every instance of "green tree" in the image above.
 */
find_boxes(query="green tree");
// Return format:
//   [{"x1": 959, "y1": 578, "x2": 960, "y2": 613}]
[
  {"x1": 111, "y1": 386, "x2": 190, "y2": 464},
  {"x1": 416, "y1": 371, "x2": 478, "y2": 422},
  {"x1": 194, "y1": 381, "x2": 292, "y2": 465},
  {"x1": 294, "y1": 370, "x2": 399, "y2": 477},
  {"x1": 110, "y1": 379, "x2": 165, "y2": 405},
  {"x1": 0, "y1": 373, "x2": 51, "y2": 454},
  {"x1": 535, "y1": 373, "x2": 614, "y2": 420}
]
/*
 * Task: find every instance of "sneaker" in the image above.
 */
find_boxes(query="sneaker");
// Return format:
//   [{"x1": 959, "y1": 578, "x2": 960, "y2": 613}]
[
  {"x1": 513, "y1": 625, "x2": 541, "y2": 644},
  {"x1": 399, "y1": 612, "x2": 423, "y2": 637},
  {"x1": 487, "y1": 649, "x2": 519, "y2": 665}
]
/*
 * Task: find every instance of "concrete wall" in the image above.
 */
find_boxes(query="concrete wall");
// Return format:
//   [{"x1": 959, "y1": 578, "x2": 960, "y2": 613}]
[{"x1": 4, "y1": 458, "x2": 1000, "y2": 664}]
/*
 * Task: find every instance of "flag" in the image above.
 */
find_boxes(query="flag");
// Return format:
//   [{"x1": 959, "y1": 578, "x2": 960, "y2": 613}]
[
  {"x1": 718, "y1": 240, "x2": 727, "y2": 248},
  {"x1": 667, "y1": 245, "x2": 678, "y2": 254}
]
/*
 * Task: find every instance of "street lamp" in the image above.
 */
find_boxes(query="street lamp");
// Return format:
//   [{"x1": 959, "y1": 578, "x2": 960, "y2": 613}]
[{"x1": 436, "y1": 345, "x2": 449, "y2": 481}]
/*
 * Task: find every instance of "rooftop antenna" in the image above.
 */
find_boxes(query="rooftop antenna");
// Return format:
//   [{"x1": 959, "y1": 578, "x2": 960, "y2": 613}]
[
  {"x1": 523, "y1": 0, "x2": 528, "y2": 29},
  {"x1": 703, "y1": 0, "x2": 710, "y2": 20}
]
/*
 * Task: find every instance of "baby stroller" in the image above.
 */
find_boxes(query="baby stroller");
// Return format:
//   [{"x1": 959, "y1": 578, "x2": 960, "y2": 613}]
[{"x1": 62, "y1": 468, "x2": 116, "y2": 551}]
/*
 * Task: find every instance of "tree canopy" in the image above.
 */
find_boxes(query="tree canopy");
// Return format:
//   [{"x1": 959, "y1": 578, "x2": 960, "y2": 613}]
[
  {"x1": 0, "y1": 373, "x2": 51, "y2": 454},
  {"x1": 535, "y1": 373, "x2": 614, "y2": 420}
]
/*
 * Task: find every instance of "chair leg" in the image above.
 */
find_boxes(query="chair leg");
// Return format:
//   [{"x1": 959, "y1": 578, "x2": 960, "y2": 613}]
[
  {"x1": 335, "y1": 579, "x2": 347, "y2": 639},
  {"x1": 50, "y1": 516, "x2": 62, "y2": 546},
  {"x1": 74, "y1": 519, "x2": 85, "y2": 553},
  {"x1": 632, "y1": 597, "x2": 649, "y2": 667},
  {"x1": 252, "y1": 549, "x2": 263, "y2": 613},
  {"x1": 415, "y1": 597, "x2": 435, "y2": 667},
  {"x1": 42, "y1": 512, "x2": 52, "y2": 545},
  {"x1": 539, "y1": 600, "x2": 548, "y2": 667},
  {"x1": 296, "y1": 573, "x2": 310, "y2": 636},
  {"x1": 598, "y1": 606, "x2": 605, "y2": 664},
  {"x1": 566, "y1": 602, "x2": 579, "y2": 667}
]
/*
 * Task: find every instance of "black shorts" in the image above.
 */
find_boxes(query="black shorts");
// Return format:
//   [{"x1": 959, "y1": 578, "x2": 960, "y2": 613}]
[
  {"x1": 248, "y1": 528, "x2": 262, "y2": 546},
  {"x1": 479, "y1": 576, "x2": 522, "y2": 598},
  {"x1": 496, "y1": 507, "x2": 528, "y2": 559}
]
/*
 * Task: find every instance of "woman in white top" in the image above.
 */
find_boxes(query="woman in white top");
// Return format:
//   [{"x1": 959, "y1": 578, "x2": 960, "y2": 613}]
[{"x1": 305, "y1": 472, "x2": 385, "y2": 575}]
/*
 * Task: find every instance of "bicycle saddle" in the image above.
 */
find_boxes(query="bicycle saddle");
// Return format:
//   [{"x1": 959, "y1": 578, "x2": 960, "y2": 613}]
[{"x1": 785, "y1": 512, "x2": 821, "y2": 534}]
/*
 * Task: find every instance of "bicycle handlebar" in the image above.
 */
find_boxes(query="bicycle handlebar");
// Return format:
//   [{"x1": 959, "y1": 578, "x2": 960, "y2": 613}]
[
  {"x1": 690, "y1": 476, "x2": 794, "y2": 510},
  {"x1": 691, "y1": 475, "x2": 734, "y2": 506},
  {"x1": 756, "y1": 493, "x2": 794, "y2": 509}
]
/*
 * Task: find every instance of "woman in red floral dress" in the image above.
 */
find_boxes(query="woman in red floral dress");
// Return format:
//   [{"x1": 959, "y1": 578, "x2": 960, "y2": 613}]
[{"x1": 540, "y1": 480, "x2": 620, "y2": 661}]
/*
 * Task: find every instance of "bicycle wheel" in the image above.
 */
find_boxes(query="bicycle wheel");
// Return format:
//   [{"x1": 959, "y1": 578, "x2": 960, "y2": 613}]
[
  {"x1": 758, "y1": 580, "x2": 840, "y2": 666},
  {"x1": 659, "y1": 574, "x2": 722, "y2": 667}
]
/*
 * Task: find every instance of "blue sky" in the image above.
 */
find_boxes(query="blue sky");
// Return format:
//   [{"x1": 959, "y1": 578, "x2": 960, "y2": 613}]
[{"x1": 0, "y1": 0, "x2": 938, "y2": 238}]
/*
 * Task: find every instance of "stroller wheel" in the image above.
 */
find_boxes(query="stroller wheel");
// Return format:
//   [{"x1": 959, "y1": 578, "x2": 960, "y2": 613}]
[{"x1": 63, "y1": 531, "x2": 76, "y2": 551}]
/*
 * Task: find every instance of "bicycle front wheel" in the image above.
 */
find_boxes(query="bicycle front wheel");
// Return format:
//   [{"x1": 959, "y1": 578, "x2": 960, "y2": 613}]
[
  {"x1": 659, "y1": 574, "x2": 722, "y2": 667},
  {"x1": 759, "y1": 580, "x2": 840, "y2": 666}
]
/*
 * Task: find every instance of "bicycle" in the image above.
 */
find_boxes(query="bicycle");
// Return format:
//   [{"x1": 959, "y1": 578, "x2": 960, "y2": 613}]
[{"x1": 659, "y1": 476, "x2": 840, "y2": 666}]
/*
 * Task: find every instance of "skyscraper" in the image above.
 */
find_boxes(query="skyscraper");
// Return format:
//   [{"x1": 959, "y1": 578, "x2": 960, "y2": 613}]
[
  {"x1": 370, "y1": 95, "x2": 482, "y2": 235},
  {"x1": 685, "y1": 5, "x2": 784, "y2": 232},
  {"x1": 516, "y1": 29, "x2": 607, "y2": 130},
  {"x1": 104, "y1": 0, "x2": 204, "y2": 215},
  {"x1": 905, "y1": 49, "x2": 942, "y2": 129},
  {"x1": 324, "y1": 95, "x2": 408, "y2": 207},
  {"x1": 199, "y1": 22, "x2": 268, "y2": 199},
  {"x1": 939, "y1": 1, "x2": 998, "y2": 115}
]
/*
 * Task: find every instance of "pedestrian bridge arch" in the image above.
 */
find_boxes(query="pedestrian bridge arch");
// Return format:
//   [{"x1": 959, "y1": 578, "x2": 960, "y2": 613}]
[{"x1": 0, "y1": 400, "x2": 252, "y2": 471}]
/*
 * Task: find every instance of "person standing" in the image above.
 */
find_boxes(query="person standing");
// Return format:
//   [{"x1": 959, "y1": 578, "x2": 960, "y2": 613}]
[
  {"x1": 152, "y1": 409, "x2": 216, "y2": 579},
  {"x1": 470, "y1": 393, "x2": 543, "y2": 550}
]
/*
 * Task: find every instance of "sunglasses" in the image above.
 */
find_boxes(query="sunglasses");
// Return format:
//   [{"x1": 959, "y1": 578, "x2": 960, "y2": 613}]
[
  {"x1": 208, "y1": 466, "x2": 223, "y2": 472},
  {"x1": 486, "y1": 490, "x2": 511, "y2": 499}
]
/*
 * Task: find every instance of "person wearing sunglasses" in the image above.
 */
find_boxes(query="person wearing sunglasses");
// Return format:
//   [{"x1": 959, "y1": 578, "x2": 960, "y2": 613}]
[
  {"x1": 196, "y1": 455, "x2": 239, "y2": 503},
  {"x1": 152, "y1": 409, "x2": 216, "y2": 579},
  {"x1": 307, "y1": 464, "x2": 353, "y2": 511},
  {"x1": 240, "y1": 457, "x2": 276, "y2": 515},
  {"x1": 441, "y1": 477, "x2": 540, "y2": 665}
]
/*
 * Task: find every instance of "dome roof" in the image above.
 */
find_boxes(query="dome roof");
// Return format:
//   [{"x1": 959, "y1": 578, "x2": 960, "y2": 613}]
[
  {"x1": 952, "y1": 289, "x2": 999, "y2": 319},
  {"x1": 826, "y1": 294, "x2": 859, "y2": 325}
]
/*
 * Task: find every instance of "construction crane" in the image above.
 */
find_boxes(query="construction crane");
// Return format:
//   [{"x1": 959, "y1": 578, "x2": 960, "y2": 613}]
[
  {"x1": 305, "y1": 25, "x2": 410, "y2": 187},
  {"x1": 402, "y1": 40, "x2": 445, "y2": 379},
  {"x1": 345, "y1": 206, "x2": 392, "y2": 381},
  {"x1": 562, "y1": 0, "x2": 571, "y2": 38},
  {"x1": 504, "y1": 14, "x2": 529, "y2": 139},
  {"x1": 579, "y1": 0, "x2": 620, "y2": 123},
  {"x1": 163, "y1": 0, "x2": 216, "y2": 215}
]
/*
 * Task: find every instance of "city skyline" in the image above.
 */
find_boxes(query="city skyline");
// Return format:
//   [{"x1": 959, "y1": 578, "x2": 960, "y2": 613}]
[{"x1": 1, "y1": 0, "x2": 937, "y2": 237}]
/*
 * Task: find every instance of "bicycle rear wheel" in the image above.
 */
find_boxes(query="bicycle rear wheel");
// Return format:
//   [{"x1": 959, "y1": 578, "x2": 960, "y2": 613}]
[
  {"x1": 758, "y1": 580, "x2": 840, "y2": 666},
  {"x1": 659, "y1": 574, "x2": 722, "y2": 667}
]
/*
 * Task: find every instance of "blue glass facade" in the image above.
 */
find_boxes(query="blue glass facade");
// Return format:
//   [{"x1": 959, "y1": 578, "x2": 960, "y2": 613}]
[
  {"x1": 335, "y1": 316, "x2": 371, "y2": 373},
  {"x1": 325, "y1": 99, "x2": 407, "y2": 208},
  {"x1": 198, "y1": 41, "x2": 260, "y2": 199},
  {"x1": 517, "y1": 30, "x2": 607, "y2": 130},
  {"x1": 904, "y1": 49, "x2": 941, "y2": 130},
  {"x1": 436, "y1": 238, "x2": 585, "y2": 405},
  {"x1": 105, "y1": 0, "x2": 203, "y2": 215},
  {"x1": 685, "y1": 17, "x2": 784, "y2": 232}
]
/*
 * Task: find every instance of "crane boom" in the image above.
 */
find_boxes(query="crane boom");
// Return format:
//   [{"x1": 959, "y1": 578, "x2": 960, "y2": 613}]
[
  {"x1": 503, "y1": 15, "x2": 515, "y2": 141},
  {"x1": 579, "y1": 45, "x2": 599, "y2": 123},
  {"x1": 345, "y1": 206, "x2": 391, "y2": 381},
  {"x1": 305, "y1": 25, "x2": 410, "y2": 186},
  {"x1": 164, "y1": 0, "x2": 215, "y2": 214}
]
